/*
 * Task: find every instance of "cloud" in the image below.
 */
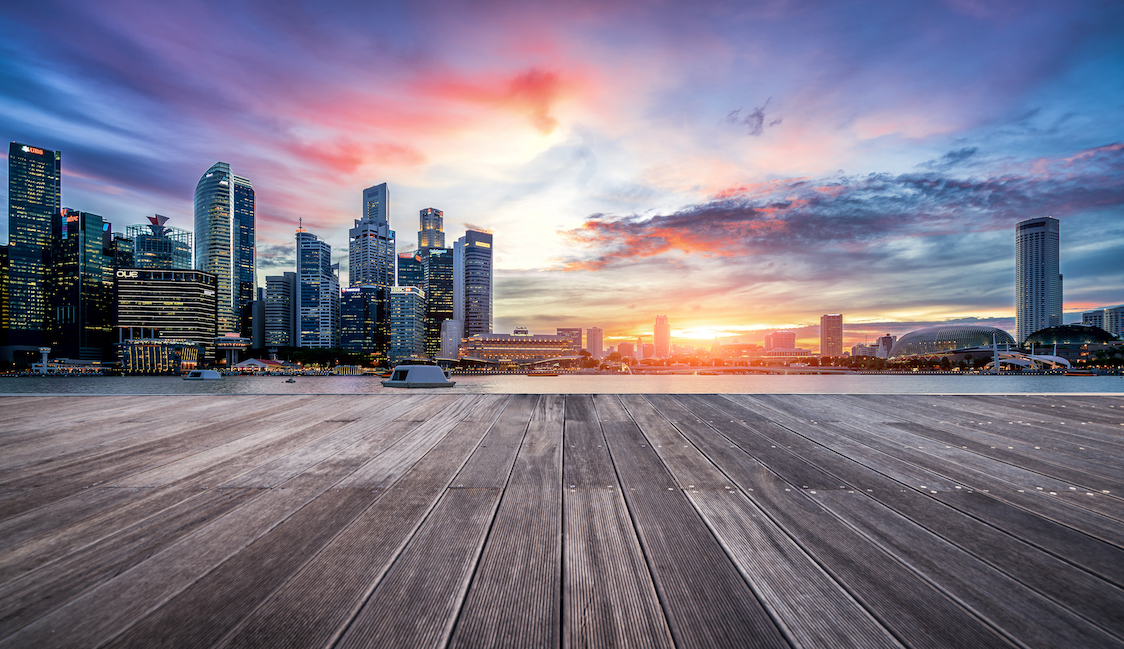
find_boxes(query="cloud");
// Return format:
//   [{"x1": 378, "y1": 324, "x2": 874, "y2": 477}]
[
  {"x1": 558, "y1": 142, "x2": 1124, "y2": 271},
  {"x1": 919, "y1": 147, "x2": 979, "y2": 170},
  {"x1": 725, "y1": 98, "x2": 780, "y2": 136}
]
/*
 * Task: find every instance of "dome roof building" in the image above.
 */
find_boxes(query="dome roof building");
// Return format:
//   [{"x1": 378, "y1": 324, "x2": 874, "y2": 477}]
[
  {"x1": 1023, "y1": 325, "x2": 1118, "y2": 345},
  {"x1": 889, "y1": 325, "x2": 1015, "y2": 358}
]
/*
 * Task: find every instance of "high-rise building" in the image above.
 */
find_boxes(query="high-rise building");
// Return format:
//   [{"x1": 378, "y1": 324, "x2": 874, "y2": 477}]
[
  {"x1": 5, "y1": 142, "x2": 60, "y2": 362},
  {"x1": 194, "y1": 162, "x2": 255, "y2": 335},
  {"x1": 1015, "y1": 216, "x2": 1062, "y2": 342},
  {"x1": 341, "y1": 285, "x2": 389, "y2": 359},
  {"x1": 350, "y1": 183, "x2": 396, "y2": 289},
  {"x1": 47, "y1": 209, "x2": 119, "y2": 361},
  {"x1": 820, "y1": 314, "x2": 843, "y2": 357},
  {"x1": 618, "y1": 341, "x2": 634, "y2": 359},
  {"x1": 420, "y1": 247, "x2": 454, "y2": 358},
  {"x1": 654, "y1": 315, "x2": 670, "y2": 357},
  {"x1": 1082, "y1": 305, "x2": 1124, "y2": 338},
  {"x1": 127, "y1": 215, "x2": 192, "y2": 270},
  {"x1": 459, "y1": 230, "x2": 493, "y2": 336},
  {"x1": 440, "y1": 319, "x2": 463, "y2": 359},
  {"x1": 764, "y1": 330, "x2": 796, "y2": 350},
  {"x1": 557, "y1": 328, "x2": 582, "y2": 354},
  {"x1": 264, "y1": 272, "x2": 297, "y2": 347},
  {"x1": 397, "y1": 251, "x2": 424, "y2": 288},
  {"x1": 389, "y1": 285, "x2": 426, "y2": 363},
  {"x1": 418, "y1": 208, "x2": 444, "y2": 249},
  {"x1": 876, "y1": 334, "x2": 897, "y2": 359},
  {"x1": 114, "y1": 269, "x2": 218, "y2": 358},
  {"x1": 296, "y1": 229, "x2": 339, "y2": 348},
  {"x1": 586, "y1": 327, "x2": 604, "y2": 359}
]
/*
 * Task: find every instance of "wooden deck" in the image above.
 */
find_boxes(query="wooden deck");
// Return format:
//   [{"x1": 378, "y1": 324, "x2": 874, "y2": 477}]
[{"x1": 1, "y1": 393, "x2": 1122, "y2": 648}]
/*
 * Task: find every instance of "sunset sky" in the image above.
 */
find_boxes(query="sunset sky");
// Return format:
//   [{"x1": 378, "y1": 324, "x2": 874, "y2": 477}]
[{"x1": 2, "y1": 0, "x2": 1122, "y2": 351}]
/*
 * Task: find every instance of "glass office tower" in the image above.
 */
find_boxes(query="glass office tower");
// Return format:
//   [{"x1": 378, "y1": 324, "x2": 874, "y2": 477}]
[
  {"x1": 47, "y1": 209, "x2": 117, "y2": 360},
  {"x1": 350, "y1": 183, "x2": 396, "y2": 289},
  {"x1": 420, "y1": 247, "x2": 454, "y2": 358},
  {"x1": 341, "y1": 285, "x2": 389, "y2": 359},
  {"x1": 127, "y1": 215, "x2": 192, "y2": 270},
  {"x1": 296, "y1": 229, "x2": 339, "y2": 348},
  {"x1": 397, "y1": 251, "x2": 424, "y2": 288},
  {"x1": 5, "y1": 142, "x2": 60, "y2": 359},
  {"x1": 194, "y1": 162, "x2": 254, "y2": 335},
  {"x1": 460, "y1": 230, "x2": 493, "y2": 336}
]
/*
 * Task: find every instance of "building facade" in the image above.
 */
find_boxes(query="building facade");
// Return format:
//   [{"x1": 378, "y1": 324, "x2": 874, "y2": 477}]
[
  {"x1": 264, "y1": 272, "x2": 296, "y2": 347},
  {"x1": 1083, "y1": 306, "x2": 1124, "y2": 339},
  {"x1": 458, "y1": 230, "x2": 493, "y2": 337},
  {"x1": 459, "y1": 333, "x2": 573, "y2": 365},
  {"x1": 397, "y1": 251, "x2": 424, "y2": 288},
  {"x1": 820, "y1": 314, "x2": 843, "y2": 357},
  {"x1": 4, "y1": 142, "x2": 61, "y2": 361},
  {"x1": 47, "y1": 209, "x2": 122, "y2": 361},
  {"x1": 440, "y1": 318, "x2": 463, "y2": 359},
  {"x1": 341, "y1": 285, "x2": 389, "y2": 359},
  {"x1": 418, "y1": 207, "x2": 444, "y2": 249},
  {"x1": 389, "y1": 285, "x2": 426, "y2": 363},
  {"x1": 350, "y1": 183, "x2": 396, "y2": 289},
  {"x1": 128, "y1": 215, "x2": 192, "y2": 270},
  {"x1": 764, "y1": 330, "x2": 797, "y2": 350},
  {"x1": 556, "y1": 328, "x2": 582, "y2": 354},
  {"x1": 115, "y1": 269, "x2": 219, "y2": 358},
  {"x1": 654, "y1": 315, "x2": 670, "y2": 358},
  {"x1": 194, "y1": 162, "x2": 255, "y2": 335},
  {"x1": 296, "y1": 230, "x2": 339, "y2": 349},
  {"x1": 421, "y1": 247, "x2": 454, "y2": 358},
  {"x1": 586, "y1": 327, "x2": 604, "y2": 359},
  {"x1": 1015, "y1": 216, "x2": 1062, "y2": 342}
]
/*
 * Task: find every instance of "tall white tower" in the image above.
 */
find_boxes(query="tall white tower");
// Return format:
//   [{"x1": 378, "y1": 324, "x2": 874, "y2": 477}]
[{"x1": 1015, "y1": 216, "x2": 1061, "y2": 342}]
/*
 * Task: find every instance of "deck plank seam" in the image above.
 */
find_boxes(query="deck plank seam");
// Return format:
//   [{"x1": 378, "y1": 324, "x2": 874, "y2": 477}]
[{"x1": 324, "y1": 395, "x2": 512, "y2": 649}]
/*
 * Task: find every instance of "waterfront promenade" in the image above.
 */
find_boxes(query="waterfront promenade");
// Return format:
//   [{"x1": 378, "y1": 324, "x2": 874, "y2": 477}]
[{"x1": 1, "y1": 393, "x2": 1122, "y2": 648}]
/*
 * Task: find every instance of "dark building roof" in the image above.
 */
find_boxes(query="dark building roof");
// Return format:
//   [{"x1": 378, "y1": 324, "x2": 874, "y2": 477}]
[{"x1": 1024, "y1": 324, "x2": 1118, "y2": 345}]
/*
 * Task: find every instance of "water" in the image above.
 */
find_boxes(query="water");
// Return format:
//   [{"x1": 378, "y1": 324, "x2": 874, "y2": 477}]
[{"x1": 2, "y1": 373, "x2": 1122, "y2": 395}]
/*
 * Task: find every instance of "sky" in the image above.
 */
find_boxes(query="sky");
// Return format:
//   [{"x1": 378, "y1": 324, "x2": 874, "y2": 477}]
[{"x1": 2, "y1": 0, "x2": 1122, "y2": 351}]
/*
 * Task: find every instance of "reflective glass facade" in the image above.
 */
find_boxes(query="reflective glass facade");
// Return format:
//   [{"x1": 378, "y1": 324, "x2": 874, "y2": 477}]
[
  {"x1": 6, "y1": 142, "x2": 60, "y2": 349},
  {"x1": 350, "y1": 184, "x2": 396, "y2": 289},
  {"x1": 265, "y1": 272, "x2": 296, "y2": 347},
  {"x1": 397, "y1": 251, "x2": 424, "y2": 288},
  {"x1": 127, "y1": 215, "x2": 192, "y2": 270},
  {"x1": 194, "y1": 162, "x2": 254, "y2": 335},
  {"x1": 296, "y1": 230, "x2": 339, "y2": 348},
  {"x1": 48, "y1": 210, "x2": 118, "y2": 361},
  {"x1": 341, "y1": 285, "x2": 389, "y2": 357},
  {"x1": 389, "y1": 285, "x2": 426, "y2": 363},
  {"x1": 889, "y1": 325, "x2": 1015, "y2": 358},
  {"x1": 421, "y1": 247, "x2": 454, "y2": 358},
  {"x1": 461, "y1": 230, "x2": 493, "y2": 336}
]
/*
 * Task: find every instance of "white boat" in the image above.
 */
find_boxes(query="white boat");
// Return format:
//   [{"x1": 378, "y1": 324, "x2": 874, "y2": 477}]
[
  {"x1": 381, "y1": 365, "x2": 456, "y2": 388},
  {"x1": 183, "y1": 369, "x2": 224, "y2": 380}
]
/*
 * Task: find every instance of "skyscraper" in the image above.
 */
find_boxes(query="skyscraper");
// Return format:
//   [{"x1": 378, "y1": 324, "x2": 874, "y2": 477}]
[
  {"x1": 420, "y1": 247, "x2": 454, "y2": 358},
  {"x1": 350, "y1": 183, "x2": 396, "y2": 289},
  {"x1": 1015, "y1": 216, "x2": 1062, "y2": 342},
  {"x1": 194, "y1": 162, "x2": 255, "y2": 335},
  {"x1": 654, "y1": 315, "x2": 670, "y2": 358},
  {"x1": 127, "y1": 215, "x2": 192, "y2": 270},
  {"x1": 264, "y1": 272, "x2": 297, "y2": 347},
  {"x1": 397, "y1": 251, "x2": 424, "y2": 288},
  {"x1": 48, "y1": 209, "x2": 118, "y2": 361},
  {"x1": 820, "y1": 314, "x2": 843, "y2": 357},
  {"x1": 296, "y1": 229, "x2": 339, "y2": 348},
  {"x1": 389, "y1": 285, "x2": 426, "y2": 363},
  {"x1": 341, "y1": 285, "x2": 389, "y2": 359},
  {"x1": 5, "y1": 142, "x2": 60, "y2": 360},
  {"x1": 586, "y1": 327, "x2": 604, "y2": 359},
  {"x1": 418, "y1": 208, "x2": 444, "y2": 249},
  {"x1": 458, "y1": 230, "x2": 493, "y2": 337}
]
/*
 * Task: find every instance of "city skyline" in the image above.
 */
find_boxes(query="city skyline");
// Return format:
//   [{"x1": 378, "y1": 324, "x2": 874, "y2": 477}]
[{"x1": 1, "y1": 0, "x2": 1122, "y2": 349}]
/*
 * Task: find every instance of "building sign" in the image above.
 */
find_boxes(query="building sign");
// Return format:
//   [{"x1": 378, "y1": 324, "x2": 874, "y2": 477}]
[
  {"x1": 21, "y1": 145, "x2": 45, "y2": 155},
  {"x1": 116, "y1": 270, "x2": 140, "y2": 279}
]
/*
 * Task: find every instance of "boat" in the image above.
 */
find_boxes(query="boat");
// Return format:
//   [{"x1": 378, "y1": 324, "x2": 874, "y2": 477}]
[
  {"x1": 381, "y1": 365, "x2": 456, "y2": 388},
  {"x1": 183, "y1": 369, "x2": 223, "y2": 380},
  {"x1": 1064, "y1": 369, "x2": 1098, "y2": 376},
  {"x1": 284, "y1": 377, "x2": 296, "y2": 383}
]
